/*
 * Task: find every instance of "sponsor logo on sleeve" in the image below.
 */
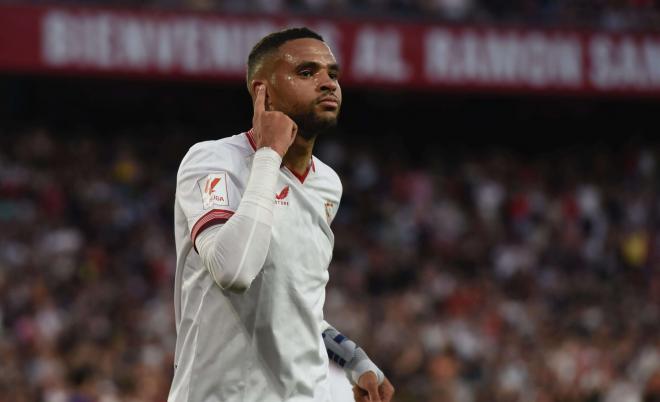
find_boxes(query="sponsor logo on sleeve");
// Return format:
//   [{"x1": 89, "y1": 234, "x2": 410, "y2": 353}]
[{"x1": 200, "y1": 172, "x2": 229, "y2": 209}]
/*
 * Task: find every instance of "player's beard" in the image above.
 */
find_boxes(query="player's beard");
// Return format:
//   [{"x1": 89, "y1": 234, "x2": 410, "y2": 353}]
[{"x1": 288, "y1": 105, "x2": 338, "y2": 140}]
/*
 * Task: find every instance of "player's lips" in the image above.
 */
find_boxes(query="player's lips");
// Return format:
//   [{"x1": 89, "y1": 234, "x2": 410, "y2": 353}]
[{"x1": 317, "y1": 96, "x2": 340, "y2": 108}]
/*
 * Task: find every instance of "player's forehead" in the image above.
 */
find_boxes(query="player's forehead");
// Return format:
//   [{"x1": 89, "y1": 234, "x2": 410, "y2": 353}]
[{"x1": 275, "y1": 38, "x2": 337, "y2": 68}]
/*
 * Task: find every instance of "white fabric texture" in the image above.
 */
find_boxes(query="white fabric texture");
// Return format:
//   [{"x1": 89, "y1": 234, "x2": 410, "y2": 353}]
[{"x1": 196, "y1": 147, "x2": 281, "y2": 291}]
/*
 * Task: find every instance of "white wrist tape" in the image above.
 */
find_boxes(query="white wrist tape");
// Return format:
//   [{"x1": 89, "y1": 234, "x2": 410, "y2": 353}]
[
  {"x1": 322, "y1": 327, "x2": 385, "y2": 385},
  {"x1": 196, "y1": 147, "x2": 281, "y2": 291},
  {"x1": 350, "y1": 355, "x2": 385, "y2": 386}
]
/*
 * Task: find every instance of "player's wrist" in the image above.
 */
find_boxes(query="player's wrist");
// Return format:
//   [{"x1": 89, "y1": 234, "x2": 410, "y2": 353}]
[
  {"x1": 255, "y1": 146, "x2": 283, "y2": 162},
  {"x1": 257, "y1": 143, "x2": 288, "y2": 158},
  {"x1": 349, "y1": 359, "x2": 384, "y2": 386}
]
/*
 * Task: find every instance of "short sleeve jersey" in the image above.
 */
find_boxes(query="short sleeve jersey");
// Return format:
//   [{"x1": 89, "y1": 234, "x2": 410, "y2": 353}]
[{"x1": 168, "y1": 131, "x2": 342, "y2": 402}]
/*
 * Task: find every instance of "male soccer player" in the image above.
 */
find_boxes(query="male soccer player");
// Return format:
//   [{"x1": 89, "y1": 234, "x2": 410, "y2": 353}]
[{"x1": 168, "y1": 28, "x2": 395, "y2": 402}]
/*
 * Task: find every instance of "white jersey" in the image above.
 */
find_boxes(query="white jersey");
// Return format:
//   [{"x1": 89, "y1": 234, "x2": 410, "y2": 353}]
[{"x1": 169, "y1": 131, "x2": 342, "y2": 402}]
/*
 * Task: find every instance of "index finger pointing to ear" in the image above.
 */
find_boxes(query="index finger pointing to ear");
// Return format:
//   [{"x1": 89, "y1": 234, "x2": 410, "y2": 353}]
[{"x1": 254, "y1": 84, "x2": 266, "y2": 114}]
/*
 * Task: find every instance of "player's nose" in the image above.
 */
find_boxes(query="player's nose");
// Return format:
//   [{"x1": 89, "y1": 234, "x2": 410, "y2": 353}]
[{"x1": 318, "y1": 72, "x2": 338, "y2": 92}]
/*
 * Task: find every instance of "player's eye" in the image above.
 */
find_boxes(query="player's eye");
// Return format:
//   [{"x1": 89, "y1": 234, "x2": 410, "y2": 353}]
[
  {"x1": 299, "y1": 69, "x2": 313, "y2": 77},
  {"x1": 328, "y1": 71, "x2": 339, "y2": 80}
]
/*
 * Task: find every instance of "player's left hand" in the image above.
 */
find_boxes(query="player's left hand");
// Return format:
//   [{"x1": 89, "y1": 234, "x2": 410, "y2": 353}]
[{"x1": 352, "y1": 371, "x2": 395, "y2": 402}]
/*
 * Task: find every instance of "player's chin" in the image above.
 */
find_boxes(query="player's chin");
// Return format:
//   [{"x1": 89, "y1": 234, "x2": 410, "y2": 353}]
[
  {"x1": 316, "y1": 107, "x2": 340, "y2": 121},
  {"x1": 316, "y1": 114, "x2": 339, "y2": 128}
]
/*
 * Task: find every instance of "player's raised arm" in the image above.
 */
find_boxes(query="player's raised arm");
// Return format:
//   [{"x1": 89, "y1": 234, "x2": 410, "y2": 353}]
[
  {"x1": 193, "y1": 153, "x2": 280, "y2": 292},
  {"x1": 191, "y1": 86, "x2": 297, "y2": 292}
]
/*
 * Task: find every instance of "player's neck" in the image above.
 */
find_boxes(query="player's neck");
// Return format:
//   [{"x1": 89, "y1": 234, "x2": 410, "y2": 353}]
[{"x1": 283, "y1": 135, "x2": 315, "y2": 176}]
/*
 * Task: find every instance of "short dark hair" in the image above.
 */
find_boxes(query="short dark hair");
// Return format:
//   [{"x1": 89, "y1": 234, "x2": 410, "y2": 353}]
[{"x1": 246, "y1": 27, "x2": 324, "y2": 86}]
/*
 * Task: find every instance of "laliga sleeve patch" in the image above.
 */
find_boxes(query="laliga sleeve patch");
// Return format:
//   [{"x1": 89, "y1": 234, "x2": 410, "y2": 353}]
[{"x1": 199, "y1": 172, "x2": 229, "y2": 209}]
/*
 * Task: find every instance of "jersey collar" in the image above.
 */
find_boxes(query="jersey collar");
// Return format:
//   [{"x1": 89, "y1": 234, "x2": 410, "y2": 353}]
[{"x1": 245, "y1": 129, "x2": 315, "y2": 184}]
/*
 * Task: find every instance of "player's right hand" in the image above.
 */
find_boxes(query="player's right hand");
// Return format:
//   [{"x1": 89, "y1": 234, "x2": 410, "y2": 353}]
[{"x1": 252, "y1": 84, "x2": 297, "y2": 158}]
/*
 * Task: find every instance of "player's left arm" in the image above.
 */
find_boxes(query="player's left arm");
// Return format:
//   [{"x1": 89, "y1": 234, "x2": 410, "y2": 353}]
[
  {"x1": 323, "y1": 175, "x2": 393, "y2": 400},
  {"x1": 321, "y1": 322, "x2": 395, "y2": 402}
]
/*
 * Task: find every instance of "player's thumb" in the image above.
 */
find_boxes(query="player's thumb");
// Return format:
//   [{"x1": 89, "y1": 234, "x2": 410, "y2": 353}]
[{"x1": 290, "y1": 121, "x2": 298, "y2": 141}]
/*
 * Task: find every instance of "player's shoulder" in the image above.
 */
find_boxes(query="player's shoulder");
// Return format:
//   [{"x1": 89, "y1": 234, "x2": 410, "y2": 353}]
[
  {"x1": 179, "y1": 132, "x2": 253, "y2": 172},
  {"x1": 312, "y1": 156, "x2": 342, "y2": 193}
]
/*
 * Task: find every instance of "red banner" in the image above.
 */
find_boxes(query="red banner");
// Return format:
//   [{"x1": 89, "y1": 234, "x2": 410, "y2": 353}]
[{"x1": 1, "y1": 4, "x2": 660, "y2": 95}]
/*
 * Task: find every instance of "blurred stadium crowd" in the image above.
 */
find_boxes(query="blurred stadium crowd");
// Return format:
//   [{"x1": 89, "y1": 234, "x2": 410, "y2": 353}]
[
  {"x1": 1, "y1": 126, "x2": 659, "y2": 402},
  {"x1": 1, "y1": 0, "x2": 659, "y2": 30}
]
